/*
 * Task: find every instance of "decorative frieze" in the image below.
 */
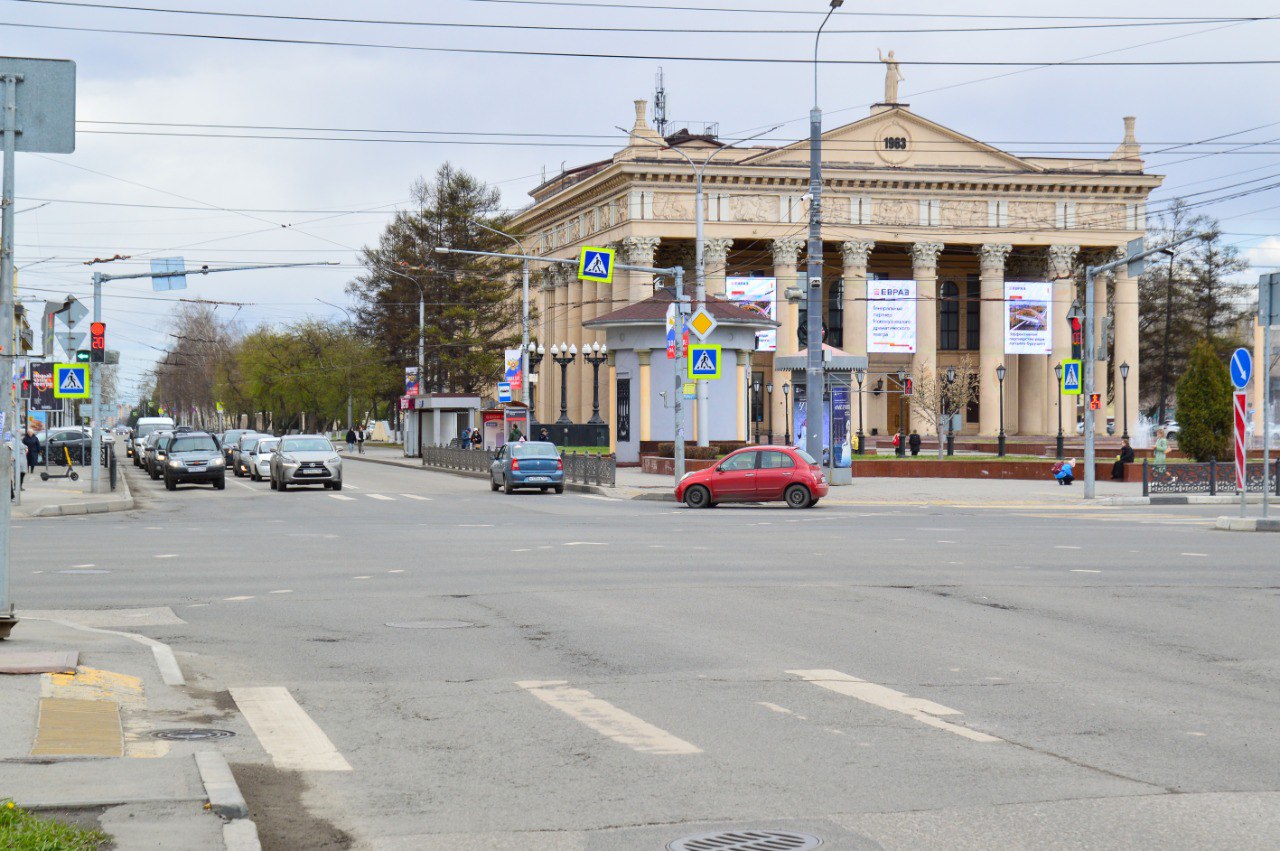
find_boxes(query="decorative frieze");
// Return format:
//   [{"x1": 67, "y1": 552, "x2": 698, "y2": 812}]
[{"x1": 729, "y1": 194, "x2": 773, "y2": 223}]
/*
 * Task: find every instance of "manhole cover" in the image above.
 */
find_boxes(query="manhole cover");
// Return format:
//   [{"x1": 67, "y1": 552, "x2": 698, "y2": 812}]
[
  {"x1": 385, "y1": 620, "x2": 476, "y2": 629},
  {"x1": 57, "y1": 569, "x2": 111, "y2": 575},
  {"x1": 149, "y1": 728, "x2": 236, "y2": 741},
  {"x1": 668, "y1": 831, "x2": 822, "y2": 851}
]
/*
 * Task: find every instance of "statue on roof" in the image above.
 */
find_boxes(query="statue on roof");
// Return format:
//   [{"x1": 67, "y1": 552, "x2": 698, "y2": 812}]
[{"x1": 878, "y1": 49, "x2": 904, "y2": 104}]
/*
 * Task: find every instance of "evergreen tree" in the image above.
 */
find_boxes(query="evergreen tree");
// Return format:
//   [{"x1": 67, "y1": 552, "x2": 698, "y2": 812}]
[{"x1": 1174, "y1": 338, "x2": 1234, "y2": 461}]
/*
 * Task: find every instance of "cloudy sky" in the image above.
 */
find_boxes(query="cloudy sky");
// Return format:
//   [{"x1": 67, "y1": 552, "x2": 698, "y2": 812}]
[{"x1": 6, "y1": 0, "x2": 1280, "y2": 401}]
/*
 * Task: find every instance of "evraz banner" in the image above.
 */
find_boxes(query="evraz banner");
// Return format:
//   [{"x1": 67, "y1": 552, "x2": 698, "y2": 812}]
[
  {"x1": 867, "y1": 280, "x2": 916, "y2": 354},
  {"x1": 1004, "y1": 282, "x2": 1053, "y2": 355},
  {"x1": 503, "y1": 348, "x2": 523, "y2": 395},
  {"x1": 725, "y1": 276, "x2": 777, "y2": 352}
]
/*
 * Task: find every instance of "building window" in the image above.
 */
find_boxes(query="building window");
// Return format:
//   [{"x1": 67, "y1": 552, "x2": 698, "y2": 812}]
[
  {"x1": 939, "y1": 281, "x2": 960, "y2": 350},
  {"x1": 616, "y1": 378, "x2": 631, "y2": 443},
  {"x1": 966, "y1": 277, "x2": 981, "y2": 351}
]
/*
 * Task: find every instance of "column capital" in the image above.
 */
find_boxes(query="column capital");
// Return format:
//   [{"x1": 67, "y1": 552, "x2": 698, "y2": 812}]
[
  {"x1": 1046, "y1": 244, "x2": 1081, "y2": 279},
  {"x1": 621, "y1": 235, "x2": 660, "y2": 266},
  {"x1": 636, "y1": 348, "x2": 652, "y2": 366},
  {"x1": 841, "y1": 239, "x2": 876, "y2": 269},
  {"x1": 736, "y1": 349, "x2": 750, "y2": 365},
  {"x1": 979, "y1": 243, "x2": 1013, "y2": 275},
  {"x1": 771, "y1": 236, "x2": 805, "y2": 267},
  {"x1": 911, "y1": 241, "x2": 945, "y2": 274},
  {"x1": 704, "y1": 237, "x2": 733, "y2": 266}
]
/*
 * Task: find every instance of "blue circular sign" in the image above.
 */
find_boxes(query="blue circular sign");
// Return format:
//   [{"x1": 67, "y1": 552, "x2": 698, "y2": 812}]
[{"x1": 1230, "y1": 347, "x2": 1253, "y2": 389}]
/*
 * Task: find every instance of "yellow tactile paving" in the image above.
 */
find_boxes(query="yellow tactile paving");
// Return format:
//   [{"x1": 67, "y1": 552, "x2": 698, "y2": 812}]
[{"x1": 30, "y1": 697, "x2": 123, "y2": 757}]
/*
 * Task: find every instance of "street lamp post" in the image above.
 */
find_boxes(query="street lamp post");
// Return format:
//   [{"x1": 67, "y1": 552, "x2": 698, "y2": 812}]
[
  {"x1": 583, "y1": 341, "x2": 608, "y2": 425},
  {"x1": 896, "y1": 367, "x2": 907, "y2": 458},
  {"x1": 945, "y1": 365, "x2": 957, "y2": 457},
  {"x1": 551, "y1": 343, "x2": 577, "y2": 425},
  {"x1": 996, "y1": 363, "x2": 1007, "y2": 457},
  {"x1": 1119, "y1": 361, "x2": 1130, "y2": 441},
  {"x1": 474, "y1": 222, "x2": 531, "y2": 406},
  {"x1": 527, "y1": 342, "x2": 545, "y2": 423},
  {"x1": 782, "y1": 382, "x2": 792, "y2": 445},
  {"x1": 853, "y1": 367, "x2": 866, "y2": 455},
  {"x1": 1054, "y1": 362, "x2": 1065, "y2": 460},
  {"x1": 752, "y1": 378, "x2": 762, "y2": 443}
]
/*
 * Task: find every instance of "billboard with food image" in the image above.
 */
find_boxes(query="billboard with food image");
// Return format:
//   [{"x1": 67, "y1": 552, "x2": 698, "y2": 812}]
[{"x1": 1004, "y1": 282, "x2": 1052, "y2": 355}]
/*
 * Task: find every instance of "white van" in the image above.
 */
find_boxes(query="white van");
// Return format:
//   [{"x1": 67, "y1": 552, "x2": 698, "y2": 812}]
[{"x1": 130, "y1": 416, "x2": 175, "y2": 465}]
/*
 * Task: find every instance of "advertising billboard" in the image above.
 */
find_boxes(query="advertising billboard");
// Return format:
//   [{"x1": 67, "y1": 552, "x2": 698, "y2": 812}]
[
  {"x1": 725, "y1": 276, "x2": 777, "y2": 352},
  {"x1": 867, "y1": 280, "x2": 917, "y2": 354},
  {"x1": 1004, "y1": 281, "x2": 1053, "y2": 355}
]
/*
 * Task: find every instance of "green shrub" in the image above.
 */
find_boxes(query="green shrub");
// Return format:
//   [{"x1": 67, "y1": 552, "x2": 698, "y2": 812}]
[
  {"x1": 1175, "y1": 338, "x2": 1234, "y2": 461},
  {"x1": 653, "y1": 442, "x2": 724, "y2": 460},
  {"x1": 0, "y1": 799, "x2": 110, "y2": 850}
]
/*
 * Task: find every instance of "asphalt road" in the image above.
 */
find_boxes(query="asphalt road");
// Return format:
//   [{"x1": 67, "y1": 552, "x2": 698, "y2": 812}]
[{"x1": 12, "y1": 457, "x2": 1280, "y2": 850}]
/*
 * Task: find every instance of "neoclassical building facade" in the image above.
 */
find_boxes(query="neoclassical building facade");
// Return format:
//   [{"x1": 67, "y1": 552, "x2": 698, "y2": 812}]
[{"x1": 510, "y1": 95, "x2": 1161, "y2": 446}]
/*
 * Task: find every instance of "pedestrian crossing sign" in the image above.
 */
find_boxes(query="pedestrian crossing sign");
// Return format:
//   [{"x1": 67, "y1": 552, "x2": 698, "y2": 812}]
[
  {"x1": 54, "y1": 363, "x2": 90, "y2": 398},
  {"x1": 1061, "y1": 358, "x2": 1082, "y2": 396},
  {"x1": 577, "y1": 246, "x2": 615, "y2": 284},
  {"x1": 687, "y1": 344, "x2": 722, "y2": 380}
]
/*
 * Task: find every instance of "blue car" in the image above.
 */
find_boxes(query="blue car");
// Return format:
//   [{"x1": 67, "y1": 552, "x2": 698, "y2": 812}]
[{"x1": 490, "y1": 441, "x2": 564, "y2": 494}]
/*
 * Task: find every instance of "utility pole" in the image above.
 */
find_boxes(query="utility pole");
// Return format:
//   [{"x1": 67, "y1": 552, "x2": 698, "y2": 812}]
[
  {"x1": 473, "y1": 223, "x2": 530, "y2": 407},
  {"x1": 0, "y1": 74, "x2": 17, "y2": 635}
]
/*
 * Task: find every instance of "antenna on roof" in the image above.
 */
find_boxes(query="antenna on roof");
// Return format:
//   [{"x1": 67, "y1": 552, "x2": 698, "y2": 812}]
[{"x1": 653, "y1": 67, "x2": 668, "y2": 138}]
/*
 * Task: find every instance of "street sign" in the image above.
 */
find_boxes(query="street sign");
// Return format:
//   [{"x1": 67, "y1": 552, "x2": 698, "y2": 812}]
[
  {"x1": 497, "y1": 381, "x2": 513, "y2": 403},
  {"x1": 151, "y1": 257, "x2": 187, "y2": 292},
  {"x1": 1089, "y1": 393, "x2": 1102, "y2": 411},
  {"x1": 1234, "y1": 390, "x2": 1247, "y2": 491},
  {"x1": 577, "y1": 246, "x2": 615, "y2": 284},
  {"x1": 687, "y1": 307, "x2": 717, "y2": 341},
  {"x1": 1061, "y1": 359, "x2": 1082, "y2": 395},
  {"x1": 1230, "y1": 347, "x2": 1252, "y2": 390},
  {"x1": 682, "y1": 382, "x2": 696, "y2": 400},
  {"x1": 687, "y1": 344, "x2": 722, "y2": 380},
  {"x1": 61, "y1": 296, "x2": 87, "y2": 327},
  {"x1": 1261, "y1": 273, "x2": 1280, "y2": 326},
  {"x1": 0, "y1": 58, "x2": 76, "y2": 153},
  {"x1": 53, "y1": 364, "x2": 89, "y2": 399}
]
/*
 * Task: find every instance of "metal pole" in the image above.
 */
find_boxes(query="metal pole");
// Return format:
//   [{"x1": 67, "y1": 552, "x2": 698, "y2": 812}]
[
  {"x1": 1121, "y1": 371, "x2": 1129, "y2": 441},
  {"x1": 855, "y1": 375, "x2": 864, "y2": 454},
  {"x1": 0, "y1": 74, "x2": 16, "y2": 633},
  {"x1": 90, "y1": 272, "x2": 102, "y2": 493},
  {"x1": 997, "y1": 375, "x2": 1006, "y2": 457},
  {"x1": 521, "y1": 258, "x2": 530, "y2": 406},
  {"x1": 1263, "y1": 318, "x2": 1271, "y2": 518},
  {"x1": 1057, "y1": 371, "x2": 1065, "y2": 461},
  {"x1": 804, "y1": 10, "x2": 832, "y2": 469},
  {"x1": 693, "y1": 166, "x2": 709, "y2": 447},
  {"x1": 1083, "y1": 267, "x2": 1097, "y2": 498},
  {"x1": 673, "y1": 266, "x2": 687, "y2": 482},
  {"x1": 418, "y1": 290, "x2": 425, "y2": 395}
]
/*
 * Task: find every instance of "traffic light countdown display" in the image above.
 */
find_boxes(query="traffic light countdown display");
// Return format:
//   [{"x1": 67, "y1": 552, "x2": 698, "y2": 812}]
[{"x1": 90, "y1": 321, "x2": 106, "y2": 363}]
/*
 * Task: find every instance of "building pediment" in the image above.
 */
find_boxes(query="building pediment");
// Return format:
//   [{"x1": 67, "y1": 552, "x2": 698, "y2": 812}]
[{"x1": 742, "y1": 106, "x2": 1043, "y2": 174}]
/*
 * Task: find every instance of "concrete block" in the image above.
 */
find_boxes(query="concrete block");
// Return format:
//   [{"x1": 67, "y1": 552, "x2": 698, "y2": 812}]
[
  {"x1": 223, "y1": 818, "x2": 262, "y2": 851},
  {"x1": 194, "y1": 751, "x2": 249, "y2": 820}
]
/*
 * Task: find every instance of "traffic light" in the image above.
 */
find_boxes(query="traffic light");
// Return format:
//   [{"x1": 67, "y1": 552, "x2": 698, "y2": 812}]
[
  {"x1": 75, "y1": 349, "x2": 91, "y2": 363},
  {"x1": 90, "y1": 321, "x2": 106, "y2": 363},
  {"x1": 904, "y1": 377, "x2": 914, "y2": 397},
  {"x1": 19, "y1": 378, "x2": 30, "y2": 400},
  {"x1": 1089, "y1": 393, "x2": 1102, "y2": 411}
]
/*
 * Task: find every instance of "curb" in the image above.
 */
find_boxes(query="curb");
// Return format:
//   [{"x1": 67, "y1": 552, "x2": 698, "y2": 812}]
[
  {"x1": 342, "y1": 453, "x2": 613, "y2": 496},
  {"x1": 1098, "y1": 493, "x2": 1276, "y2": 506},
  {"x1": 223, "y1": 819, "x2": 262, "y2": 851},
  {"x1": 194, "y1": 751, "x2": 249, "y2": 820},
  {"x1": 1214, "y1": 516, "x2": 1280, "y2": 532},
  {"x1": 28, "y1": 468, "x2": 134, "y2": 517}
]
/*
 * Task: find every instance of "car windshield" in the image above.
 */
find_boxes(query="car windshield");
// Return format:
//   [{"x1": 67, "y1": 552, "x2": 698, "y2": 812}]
[
  {"x1": 794, "y1": 449, "x2": 818, "y2": 465},
  {"x1": 281, "y1": 438, "x2": 332, "y2": 453},
  {"x1": 256, "y1": 440, "x2": 278, "y2": 453},
  {"x1": 135, "y1": 423, "x2": 171, "y2": 438},
  {"x1": 511, "y1": 442, "x2": 559, "y2": 459},
  {"x1": 240, "y1": 437, "x2": 260, "y2": 451},
  {"x1": 170, "y1": 436, "x2": 218, "y2": 452}
]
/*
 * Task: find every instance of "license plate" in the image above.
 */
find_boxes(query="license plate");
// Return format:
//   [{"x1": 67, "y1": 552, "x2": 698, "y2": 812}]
[
  {"x1": 526, "y1": 476, "x2": 549, "y2": 483},
  {"x1": 299, "y1": 469, "x2": 322, "y2": 475}
]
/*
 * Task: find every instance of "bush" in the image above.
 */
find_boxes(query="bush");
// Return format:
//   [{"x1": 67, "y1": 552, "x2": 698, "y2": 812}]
[
  {"x1": 654, "y1": 442, "x2": 724, "y2": 460},
  {"x1": 1175, "y1": 338, "x2": 1234, "y2": 461}
]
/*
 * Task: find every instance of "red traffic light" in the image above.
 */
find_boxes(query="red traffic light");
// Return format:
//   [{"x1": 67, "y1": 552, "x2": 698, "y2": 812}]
[{"x1": 90, "y1": 321, "x2": 106, "y2": 362}]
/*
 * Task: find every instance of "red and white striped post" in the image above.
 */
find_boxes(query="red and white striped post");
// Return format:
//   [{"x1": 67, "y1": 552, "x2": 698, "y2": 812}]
[{"x1": 1235, "y1": 390, "x2": 1248, "y2": 517}]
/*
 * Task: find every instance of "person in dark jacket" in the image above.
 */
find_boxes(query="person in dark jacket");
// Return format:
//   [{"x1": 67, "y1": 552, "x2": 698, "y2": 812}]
[
  {"x1": 908, "y1": 430, "x2": 922, "y2": 456},
  {"x1": 344, "y1": 428, "x2": 356, "y2": 453},
  {"x1": 22, "y1": 430, "x2": 40, "y2": 473},
  {"x1": 1110, "y1": 438, "x2": 1135, "y2": 480}
]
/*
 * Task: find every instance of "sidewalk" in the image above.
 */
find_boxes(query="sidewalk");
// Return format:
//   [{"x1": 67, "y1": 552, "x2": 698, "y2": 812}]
[
  {"x1": 0, "y1": 614, "x2": 258, "y2": 849},
  {"x1": 13, "y1": 464, "x2": 133, "y2": 518}
]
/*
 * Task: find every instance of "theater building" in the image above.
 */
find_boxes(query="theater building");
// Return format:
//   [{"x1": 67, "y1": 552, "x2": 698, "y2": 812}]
[{"x1": 509, "y1": 85, "x2": 1161, "y2": 451}]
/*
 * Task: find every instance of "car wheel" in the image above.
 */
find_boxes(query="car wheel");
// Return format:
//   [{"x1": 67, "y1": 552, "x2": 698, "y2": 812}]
[
  {"x1": 503, "y1": 477, "x2": 514, "y2": 495},
  {"x1": 554, "y1": 485, "x2": 564, "y2": 494},
  {"x1": 808, "y1": 498, "x2": 820, "y2": 508},
  {"x1": 331, "y1": 482, "x2": 342, "y2": 492},
  {"x1": 149, "y1": 465, "x2": 159, "y2": 480},
  {"x1": 40, "y1": 472, "x2": 49, "y2": 481},
  {"x1": 490, "y1": 476, "x2": 499, "y2": 492},
  {"x1": 539, "y1": 487, "x2": 548, "y2": 493},
  {"x1": 278, "y1": 478, "x2": 287, "y2": 492},
  {"x1": 269, "y1": 474, "x2": 277, "y2": 490},
  {"x1": 250, "y1": 468, "x2": 259, "y2": 482},
  {"x1": 213, "y1": 476, "x2": 225, "y2": 490},
  {"x1": 785, "y1": 484, "x2": 811, "y2": 509},
  {"x1": 164, "y1": 473, "x2": 176, "y2": 492},
  {"x1": 684, "y1": 485, "x2": 711, "y2": 509},
  {"x1": 234, "y1": 464, "x2": 243, "y2": 478}
]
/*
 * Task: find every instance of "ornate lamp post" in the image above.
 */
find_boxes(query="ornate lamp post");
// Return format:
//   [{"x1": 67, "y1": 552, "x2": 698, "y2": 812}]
[
  {"x1": 896, "y1": 367, "x2": 908, "y2": 457},
  {"x1": 853, "y1": 366, "x2": 866, "y2": 455},
  {"x1": 551, "y1": 342, "x2": 577, "y2": 425},
  {"x1": 1119, "y1": 361, "x2": 1130, "y2": 441},
  {"x1": 765, "y1": 382, "x2": 773, "y2": 444},
  {"x1": 583, "y1": 341, "x2": 608, "y2": 425},
  {"x1": 1054, "y1": 362, "x2": 1065, "y2": 460},
  {"x1": 752, "y1": 378, "x2": 763, "y2": 443},
  {"x1": 526, "y1": 341, "x2": 545, "y2": 423},
  {"x1": 945, "y1": 364, "x2": 957, "y2": 456},
  {"x1": 782, "y1": 382, "x2": 792, "y2": 445},
  {"x1": 995, "y1": 363, "x2": 1007, "y2": 457}
]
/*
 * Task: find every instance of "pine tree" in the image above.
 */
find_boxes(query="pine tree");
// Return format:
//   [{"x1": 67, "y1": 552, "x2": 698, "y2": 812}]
[{"x1": 1175, "y1": 338, "x2": 1234, "y2": 461}]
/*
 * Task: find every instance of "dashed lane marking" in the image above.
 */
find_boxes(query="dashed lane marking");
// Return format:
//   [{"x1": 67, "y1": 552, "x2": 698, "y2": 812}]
[
  {"x1": 1182, "y1": 552, "x2": 1208, "y2": 557},
  {"x1": 353, "y1": 576, "x2": 372, "y2": 580},
  {"x1": 388, "y1": 569, "x2": 405, "y2": 574},
  {"x1": 229, "y1": 686, "x2": 352, "y2": 772},
  {"x1": 234, "y1": 481, "x2": 255, "y2": 491},
  {"x1": 563, "y1": 542, "x2": 608, "y2": 546},
  {"x1": 1054, "y1": 546, "x2": 1082, "y2": 550},
  {"x1": 366, "y1": 494, "x2": 395, "y2": 501},
  {"x1": 399, "y1": 494, "x2": 432, "y2": 501},
  {"x1": 788, "y1": 669, "x2": 1000, "y2": 744},
  {"x1": 154, "y1": 554, "x2": 178, "y2": 559},
  {"x1": 224, "y1": 596, "x2": 255, "y2": 601},
  {"x1": 516, "y1": 680, "x2": 702, "y2": 756},
  {"x1": 269, "y1": 590, "x2": 293, "y2": 594},
  {"x1": 1070, "y1": 569, "x2": 1102, "y2": 574},
  {"x1": 328, "y1": 494, "x2": 356, "y2": 501}
]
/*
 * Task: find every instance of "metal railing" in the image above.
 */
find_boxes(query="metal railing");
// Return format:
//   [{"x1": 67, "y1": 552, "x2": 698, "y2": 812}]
[
  {"x1": 1142, "y1": 459, "x2": 1280, "y2": 496},
  {"x1": 423, "y1": 444, "x2": 491, "y2": 473},
  {"x1": 422, "y1": 444, "x2": 616, "y2": 487}
]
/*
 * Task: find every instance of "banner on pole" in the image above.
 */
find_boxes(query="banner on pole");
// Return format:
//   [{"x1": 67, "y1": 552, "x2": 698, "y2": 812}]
[
  {"x1": 1004, "y1": 282, "x2": 1053, "y2": 354},
  {"x1": 725, "y1": 276, "x2": 777, "y2": 352},
  {"x1": 30, "y1": 361, "x2": 58, "y2": 411},
  {"x1": 503, "y1": 349, "x2": 523, "y2": 395},
  {"x1": 867, "y1": 280, "x2": 917, "y2": 353}
]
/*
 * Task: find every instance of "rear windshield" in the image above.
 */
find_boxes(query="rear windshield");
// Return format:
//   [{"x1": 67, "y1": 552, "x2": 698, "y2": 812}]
[
  {"x1": 511, "y1": 442, "x2": 559, "y2": 459},
  {"x1": 794, "y1": 449, "x2": 818, "y2": 465},
  {"x1": 171, "y1": 436, "x2": 218, "y2": 452},
  {"x1": 255, "y1": 440, "x2": 278, "y2": 453},
  {"x1": 240, "y1": 437, "x2": 260, "y2": 451},
  {"x1": 136, "y1": 423, "x2": 170, "y2": 438},
  {"x1": 281, "y1": 438, "x2": 332, "y2": 453}
]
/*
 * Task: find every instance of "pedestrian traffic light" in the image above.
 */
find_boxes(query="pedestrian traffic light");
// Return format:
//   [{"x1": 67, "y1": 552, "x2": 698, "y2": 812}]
[
  {"x1": 90, "y1": 321, "x2": 106, "y2": 363},
  {"x1": 1089, "y1": 393, "x2": 1102, "y2": 411},
  {"x1": 904, "y1": 377, "x2": 914, "y2": 397},
  {"x1": 19, "y1": 378, "x2": 30, "y2": 399},
  {"x1": 75, "y1": 349, "x2": 91, "y2": 363}
]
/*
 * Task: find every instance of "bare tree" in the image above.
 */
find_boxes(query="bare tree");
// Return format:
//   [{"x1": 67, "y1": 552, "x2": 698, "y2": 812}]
[{"x1": 908, "y1": 356, "x2": 980, "y2": 458}]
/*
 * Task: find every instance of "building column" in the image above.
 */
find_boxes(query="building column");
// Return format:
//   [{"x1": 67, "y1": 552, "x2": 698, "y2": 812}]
[
  {"x1": 704, "y1": 237, "x2": 733, "y2": 298},
  {"x1": 606, "y1": 351, "x2": 618, "y2": 454},
  {"x1": 1113, "y1": 260, "x2": 1139, "y2": 440},
  {"x1": 771, "y1": 236, "x2": 804, "y2": 438},
  {"x1": 622, "y1": 236, "x2": 660, "y2": 305},
  {"x1": 841, "y1": 240, "x2": 875, "y2": 357},
  {"x1": 911, "y1": 241, "x2": 945, "y2": 388},
  {"x1": 637, "y1": 348, "x2": 652, "y2": 442},
  {"x1": 1045, "y1": 245, "x2": 1080, "y2": 435},
  {"x1": 979, "y1": 243, "x2": 1013, "y2": 437},
  {"x1": 735, "y1": 349, "x2": 748, "y2": 441}
]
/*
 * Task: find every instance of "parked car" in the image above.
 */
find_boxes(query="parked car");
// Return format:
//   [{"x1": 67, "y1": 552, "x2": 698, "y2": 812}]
[
  {"x1": 35, "y1": 427, "x2": 86, "y2": 464},
  {"x1": 246, "y1": 436, "x2": 278, "y2": 482},
  {"x1": 270, "y1": 435, "x2": 342, "y2": 491},
  {"x1": 143, "y1": 431, "x2": 175, "y2": 479},
  {"x1": 675, "y1": 446, "x2": 828, "y2": 509},
  {"x1": 44, "y1": 429, "x2": 93, "y2": 466},
  {"x1": 131, "y1": 416, "x2": 175, "y2": 464},
  {"x1": 231, "y1": 432, "x2": 268, "y2": 477},
  {"x1": 161, "y1": 432, "x2": 226, "y2": 490},
  {"x1": 220, "y1": 429, "x2": 253, "y2": 467},
  {"x1": 489, "y1": 441, "x2": 565, "y2": 494}
]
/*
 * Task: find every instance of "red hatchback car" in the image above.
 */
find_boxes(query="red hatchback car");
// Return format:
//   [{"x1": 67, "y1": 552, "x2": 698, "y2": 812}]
[{"x1": 675, "y1": 446, "x2": 828, "y2": 509}]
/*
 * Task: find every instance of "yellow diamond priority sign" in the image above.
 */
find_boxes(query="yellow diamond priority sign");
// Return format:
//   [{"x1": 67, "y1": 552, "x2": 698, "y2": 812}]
[{"x1": 687, "y1": 307, "x2": 717, "y2": 341}]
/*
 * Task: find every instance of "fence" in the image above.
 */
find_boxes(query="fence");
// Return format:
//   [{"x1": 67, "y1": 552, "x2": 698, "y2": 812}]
[
  {"x1": 1142, "y1": 459, "x2": 1280, "y2": 496},
  {"x1": 423, "y1": 444, "x2": 616, "y2": 487}
]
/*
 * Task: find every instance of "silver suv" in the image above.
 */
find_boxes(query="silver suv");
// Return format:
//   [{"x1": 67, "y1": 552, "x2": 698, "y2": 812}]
[{"x1": 270, "y1": 435, "x2": 343, "y2": 492}]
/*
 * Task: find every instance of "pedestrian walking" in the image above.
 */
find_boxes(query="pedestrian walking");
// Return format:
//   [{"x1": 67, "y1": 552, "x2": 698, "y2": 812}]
[
  {"x1": 908, "y1": 430, "x2": 921, "y2": 456},
  {"x1": 345, "y1": 427, "x2": 356, "y2": 454},
  {"x1": 1110, "y1": 438, "x2": 1135, "y2": 480},
  {"x1": 892, "y1": 432, "x2": 900, "y2": 453},
  {"x1": 355, "y1": 426, "x2": 366, "y2": 454},
  {"x1": 1153, "y1": 429, "x2": 1169, "y2": 470},
  {"x1": 1053, "y1": 457, "x2": 1076, "y2": 486},
  {"x1": 22, "y1": 430, "x2": 40, "y2": 473}
]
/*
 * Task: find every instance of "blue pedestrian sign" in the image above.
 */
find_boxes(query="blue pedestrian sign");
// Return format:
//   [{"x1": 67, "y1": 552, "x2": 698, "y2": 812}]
[
  {"x1": 497, "y1": 381, "x2": 513, "y2": 403},
  {"x1": 1230, "y1": 347, "x2": 1252, "y2": 389},
  {"x1": 1061, "y1": 358, "x2": 1082, "y2": 396},
  {"x1": 577, "y1": 246, "x2": 615, "y2": 284},
  {"x1": 53, "y1": 363, "x2": 90, "y2": 398},
  {"x1": 687, "y1": 344, "x2": 722, "y2": 380}
]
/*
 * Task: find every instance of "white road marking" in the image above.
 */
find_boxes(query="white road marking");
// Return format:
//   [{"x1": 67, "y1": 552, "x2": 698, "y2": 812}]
[
  {"x1": 579, "y1": 494, "x2": 614, "y2": 501},
  {"x1": 353, "y1": 576, "x2": 372, "y2": 580},
  {"x1": 757, "y1": 702, "x2": 806, "y2": 720},
  {"x1": 787, "y1": 669, "x2": 1000, "y2": 743},
  {"x1": 154, "y1": 554, "x2": 179, "y2": 559},
  {"x1": 937, "y1": 540, "x2": 956, "y2": 544},
  {"x1": 1070, "y1": 569, "x2": 1102, "y2": 574},
  {"x1": 234, "y1": 481, "x2": 255, "y2": 491},
  {"x1": 269, "y1": 590, "x2": 293, "y2": 594},
  {"x1": 458, "y1": 524, "x2": 493, "y2": 527},
  {"x1": 343, "y1": 484, "x2": 360, "y2": 490},
  {"x1": 186, "y1": 603, "x2": 209, "y2": 608},
  {"x1": 31, "y1": 570, "x2": 43, "y2": 574},
  {"x1": 563, "y1": 542, "x2": 608, "y2": 546},
  {"x1": 145, "y1": 526, "x2": 162, "y2": 530},
  {"x1": 512, "y1": 548, "x2": 532, "y2": 552},
  {"x1": 224, "y1": 596, "x2": 255, "y2": 601},
  {"x1": 1181, "y1": 552, "x2": 1208, "y2": 557},
  {"x1": 328, "y1": 494, "x2": 356, "y2": 501},
  {"x1": 1054, "y1": 545, "x2": 1082, "y2": 550},
  {"x1": 399, "y1": 494, "x2": 431, "y2": 501},
  {"x1": 72, "y1": 563, "x2": 96, "y2": 568},
  {"x1": 229, "y1": 686, "x2": 352, "y2": 772},
  {"x1": 516, "y1": 680, "x2": 702, "y2": 755},
  {"x1": 388, "y1": 569, "x2": 405, "y2": 574},
  {"x1": 366, "y1": 494, "x2": 394, "y2": 501}
]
